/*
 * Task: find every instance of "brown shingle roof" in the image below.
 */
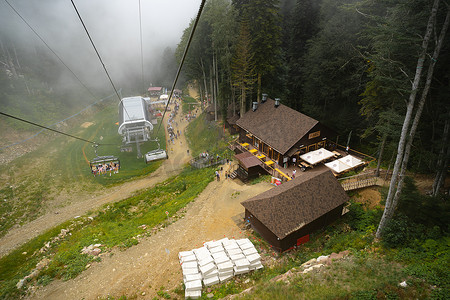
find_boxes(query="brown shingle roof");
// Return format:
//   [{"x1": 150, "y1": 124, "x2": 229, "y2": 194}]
[
  {"x1": 235, "y1": 99, "x2": 318, "y2": 155},
  {"x1": 235, "y1": 151, "x2": 262, "y2": 169},
  {"x1": 241, "y1": 168, "x2": 349, "y2": 239}
]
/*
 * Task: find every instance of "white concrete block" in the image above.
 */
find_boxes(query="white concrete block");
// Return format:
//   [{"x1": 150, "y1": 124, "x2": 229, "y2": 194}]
[
  {"x1": 212, "y1": 251, "x2": 228, "y2": 260},
  {"x1": 230, "y1": 253, "x2": 246, "y2": 261},
  {"x1": 185, "y1": 279, "x2": 202, "y2": 292},
  {"x1": 219, "y1": 273, "x2": 233, "y2": 283},
  {"x1": 199, "y1": 262, "x2": 215, "y2": 275},
  {"x1": 233, "y1": 266, "x2": 250, "y2": 275},
  {"x1": 193, "y1": 247, "x2": 211, "y2": 260},
  {"x1": 178, "y1": 250, "x2": 193, "y2": 260},
  {"x1": 242, "y1": 247, "x2": 258, "y2": 256},
  {"x1": 185, "y1": 290, "x2": 201, "y2": 299},
  {"x1": 180, "y1": 254, "x2": 197, "y2": 264},
  {"x1": 203, "y1": 268, "x2": 219, "y2": 278},
  {"x1": 234, "y1": 258, "x2": 250, "y2": 269},
  {"x1": 217, "y1": 261, "x2": 234, "y2": 272},
  {"x1": 224, "y1": 243, "x2": 240, "y2": 251},
  {"x1": 182, "y1": 267, "x2": 199, "y2": 276},
  {"x1": 205, "y1": 240, "x2": 222, "y2": 249},
  {"x1": 236, "y1": 238, "x2": 252, "y2": 247},
  {"x1": 184, "y1": 273, "x2": 202, "y2": 283},
  {"x1": 198, "y1": 255, "x2": 214, "y2": 267},
  {"x1": 182, "y1": 261, "x2": 198, "y2": 270},
  {"x1": 214, "y1": 255, "x2": 231, "y2": 265},
  {"x1": 218, "y1": 269, "x2": 233, "y2": 277},
  {"x1": 226, "y1": 248, "x2": 242, "y2": 256},
  {"x1": 209, "y1": 245, "x2": 225, "y2": 254},
  {"x1": 217, "y1": 237, "x2": 229, "y2": 245},
  {"x1": 203, "y1": 275, "x2": 220, "y2": 286},
  {"x1": 246, "y1": 253, "x2": 261, "y2": 264}
]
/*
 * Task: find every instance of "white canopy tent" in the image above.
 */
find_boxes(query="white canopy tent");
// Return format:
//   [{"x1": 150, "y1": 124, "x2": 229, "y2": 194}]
[
  {"x1": 300, "y1": 148, "x2": 335, "y2": 165},
  {"x1": 338, "y1": 155, "x2": 364, "y2": 168},
  {"x1": 325, "y1": 160, "x2": 352, "y2": 173}
]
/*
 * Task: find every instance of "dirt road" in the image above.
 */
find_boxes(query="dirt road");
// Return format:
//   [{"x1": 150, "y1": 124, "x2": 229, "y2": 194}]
[
  {"x1": 29, "y1": 169, "x2": 272, "y2": 299},
  {"x1": 0, "y1": 97, "x2": 192, "y2": 257}
]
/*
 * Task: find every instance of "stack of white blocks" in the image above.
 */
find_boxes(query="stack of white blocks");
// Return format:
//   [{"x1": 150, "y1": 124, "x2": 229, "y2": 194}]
[{"x1": 179, "y1": 237, "x2": 263, "y2": 299}]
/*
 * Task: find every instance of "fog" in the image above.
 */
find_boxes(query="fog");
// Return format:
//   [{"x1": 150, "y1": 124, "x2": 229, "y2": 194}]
[{"x1": 0, "y1": 0, "x2": 202, "y2": 96}]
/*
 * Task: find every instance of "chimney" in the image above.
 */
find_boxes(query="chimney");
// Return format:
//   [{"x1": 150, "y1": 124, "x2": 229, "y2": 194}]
[
  {"x1": 261, "y1": 93, "x2": 268, "y2": 103},
  {"x1": 252, "y1": 102, "x2": 258, "y2": 112},
  {"x1": 274, "y1": 98, "x2": 280, "y2": 107}
]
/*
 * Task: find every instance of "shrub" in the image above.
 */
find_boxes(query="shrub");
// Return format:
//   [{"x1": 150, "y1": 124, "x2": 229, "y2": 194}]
[{"x1": 381, "y1": 215, "x2": 412, "y2": 248}]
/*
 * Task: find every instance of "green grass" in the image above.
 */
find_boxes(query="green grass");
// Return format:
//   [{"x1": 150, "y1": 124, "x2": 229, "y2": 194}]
[
  {"x1": 185, "y1": 112, "x2": 232, "y2": 159},
  {"x1": 0, "y1": 102, "x2": 167, "y2": 237},
  {"x1": 181, "y1": 96, "x2": 198, "y2": 114},
  {"x1": 0, "y1": 167, "x2": 214, "y2": 298}
]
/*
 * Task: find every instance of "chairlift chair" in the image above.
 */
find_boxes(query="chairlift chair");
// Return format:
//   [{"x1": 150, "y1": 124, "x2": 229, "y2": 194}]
[
  {"x1": 144, "y1": 139, "x2": 168, "y2": 163},
  {"x1": 89, "y1": 144, "x2": 120, "y2": 174}
]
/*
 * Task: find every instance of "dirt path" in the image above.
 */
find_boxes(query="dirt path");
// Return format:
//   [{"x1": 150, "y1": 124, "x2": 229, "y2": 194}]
[
  {"x1": 0, "y1": 97, "x2": 192, "y2": 258},
  {"x1": 29, "y1": 168, "x2": 272, "y2": 299}
]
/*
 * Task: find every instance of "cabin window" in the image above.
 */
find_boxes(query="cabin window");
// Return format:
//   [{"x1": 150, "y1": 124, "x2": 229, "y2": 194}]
[
  {"x1": 318, "y1": 141, "x2": 325, "y2": 148},
  {"x1": 308, "y1": 144, "x2": 316, "y2": 152}
]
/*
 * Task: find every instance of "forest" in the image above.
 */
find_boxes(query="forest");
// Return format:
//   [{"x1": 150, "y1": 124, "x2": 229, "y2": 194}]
[{"x1": 176, "y1": 0, "x2": 449, "y2": 189}]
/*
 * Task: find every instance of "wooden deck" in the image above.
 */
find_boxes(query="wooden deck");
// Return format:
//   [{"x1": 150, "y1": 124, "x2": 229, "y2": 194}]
[{"x1": 338, "y1": 171, "x2": 391, "y2": 191}]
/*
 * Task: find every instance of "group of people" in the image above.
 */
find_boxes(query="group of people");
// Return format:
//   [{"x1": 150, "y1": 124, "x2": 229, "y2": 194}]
[
  {"x1": 91, "y1": 162, "x2": 120, "y2": 176},
  {"x1": 167, "y1": 101, "x2": 180, "y2": 145},
  {"x1": 215, "y1": 168, "x2": 230, "y2": 181}
]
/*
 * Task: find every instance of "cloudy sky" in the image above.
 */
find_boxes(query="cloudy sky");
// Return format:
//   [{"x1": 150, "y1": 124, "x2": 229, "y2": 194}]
[{"x1": 0, "y1": 0, "x2": 202, "y2": 93}]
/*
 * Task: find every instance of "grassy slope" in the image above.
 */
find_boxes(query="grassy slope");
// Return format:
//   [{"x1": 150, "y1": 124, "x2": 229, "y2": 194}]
[
  {"x1": 0, "y1": 110, "x2": 231, "y2": 299},
  {"x1": 185, "y1": 112, "x2": 231, "y2": 158},
  {"x1": 0, "y1": 101, "x2": 166, "y2": 237}
]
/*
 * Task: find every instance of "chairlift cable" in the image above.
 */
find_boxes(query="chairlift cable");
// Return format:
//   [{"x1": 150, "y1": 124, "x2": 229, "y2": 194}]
[
  {"x1": 69, "y1": 0, "x2": 132, "y2": 120},
  {"x1": 154, "y1": 0, "x2": 206, "y2": 139},
  {"x1": 4, "y1": 0, "x2": 98, "y2": 101},
  {"x1": 0, "y1": 111, "x2": 115, "y2": 146}
]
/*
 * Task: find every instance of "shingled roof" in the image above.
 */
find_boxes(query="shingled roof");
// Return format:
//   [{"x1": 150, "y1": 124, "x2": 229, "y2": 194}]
[
  {"x1": 235, "y1": 151, "x2": 262, "y2": 169},
  {"x1": 241, "y1": 168, "x2": 349, "y2": 240},
  {"x1": 235, "y1": 98, "x2": 318, "y2": 155}
]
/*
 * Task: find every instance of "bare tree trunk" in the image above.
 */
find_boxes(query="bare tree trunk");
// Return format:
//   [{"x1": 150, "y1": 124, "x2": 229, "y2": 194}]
[
  {"x1": 375, "y1": 133, "x2": 387, "y2": 177},
  {"x1": 376, "y1": 0, "x2": 440, "y2": 239},
  {"x1": 240, "y1": 86, "x2": 246, "y2": 117},
  {"x1": 390, "y1": 3, "x2": 449, "y2": 210},
  {"x1": 215, "y1": 51, "x2": 220, "y2": 119},
  {"x1": 200, "y1": 58, "x2": 208, "y2": 105},
  {"x1": 433, "y1": 116, "x2": 450, "y2": 196},
  {"x1": 257, "y1": 73, "x2": 261, "y2": 103},
  {"x1": 210, "y1": 61, "x2": 216, "y2": 121}
]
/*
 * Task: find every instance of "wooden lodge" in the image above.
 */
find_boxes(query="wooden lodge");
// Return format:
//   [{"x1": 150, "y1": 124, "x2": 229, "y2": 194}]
[
  {"x1": 235, "y1": 98, "x2": 337, "y2": 172},
  {"x1": 241, "y1": 168, "x2": 349, "y2": 252}
]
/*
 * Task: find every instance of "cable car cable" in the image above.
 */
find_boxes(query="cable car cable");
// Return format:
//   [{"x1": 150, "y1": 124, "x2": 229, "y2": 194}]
[
  {"x1": 69, "y1": 0, "x2": 132, "y2": 120},
  {"x1": 154, "y1": 0, "x2": 206, "y2": 139},
  {"x1": 0, "y1": 91, "x2": 117, "y2": 151},
  {"x1": 4, "y1": 0, "x2": 98, "y2": 101},
  {"x1": 0, "y1": 111, "x2": 115, "y2": 146}
]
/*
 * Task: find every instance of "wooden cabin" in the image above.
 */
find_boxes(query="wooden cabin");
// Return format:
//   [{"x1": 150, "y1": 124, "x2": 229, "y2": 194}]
[
  {"x1": 234, "y1": 152, "x2": 265, "y2": 182},
  {"x1": 235, "y1": 98, "x2": 337, "y2": 168},
  {"x1": 241, "y1": 168, "x2": 349, "y2": 252}
]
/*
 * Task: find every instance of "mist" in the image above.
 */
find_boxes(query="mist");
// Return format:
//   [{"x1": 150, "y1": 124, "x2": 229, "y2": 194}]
[{"x1": 0, "y1": 0, "x2": 202, "y2": 97}]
